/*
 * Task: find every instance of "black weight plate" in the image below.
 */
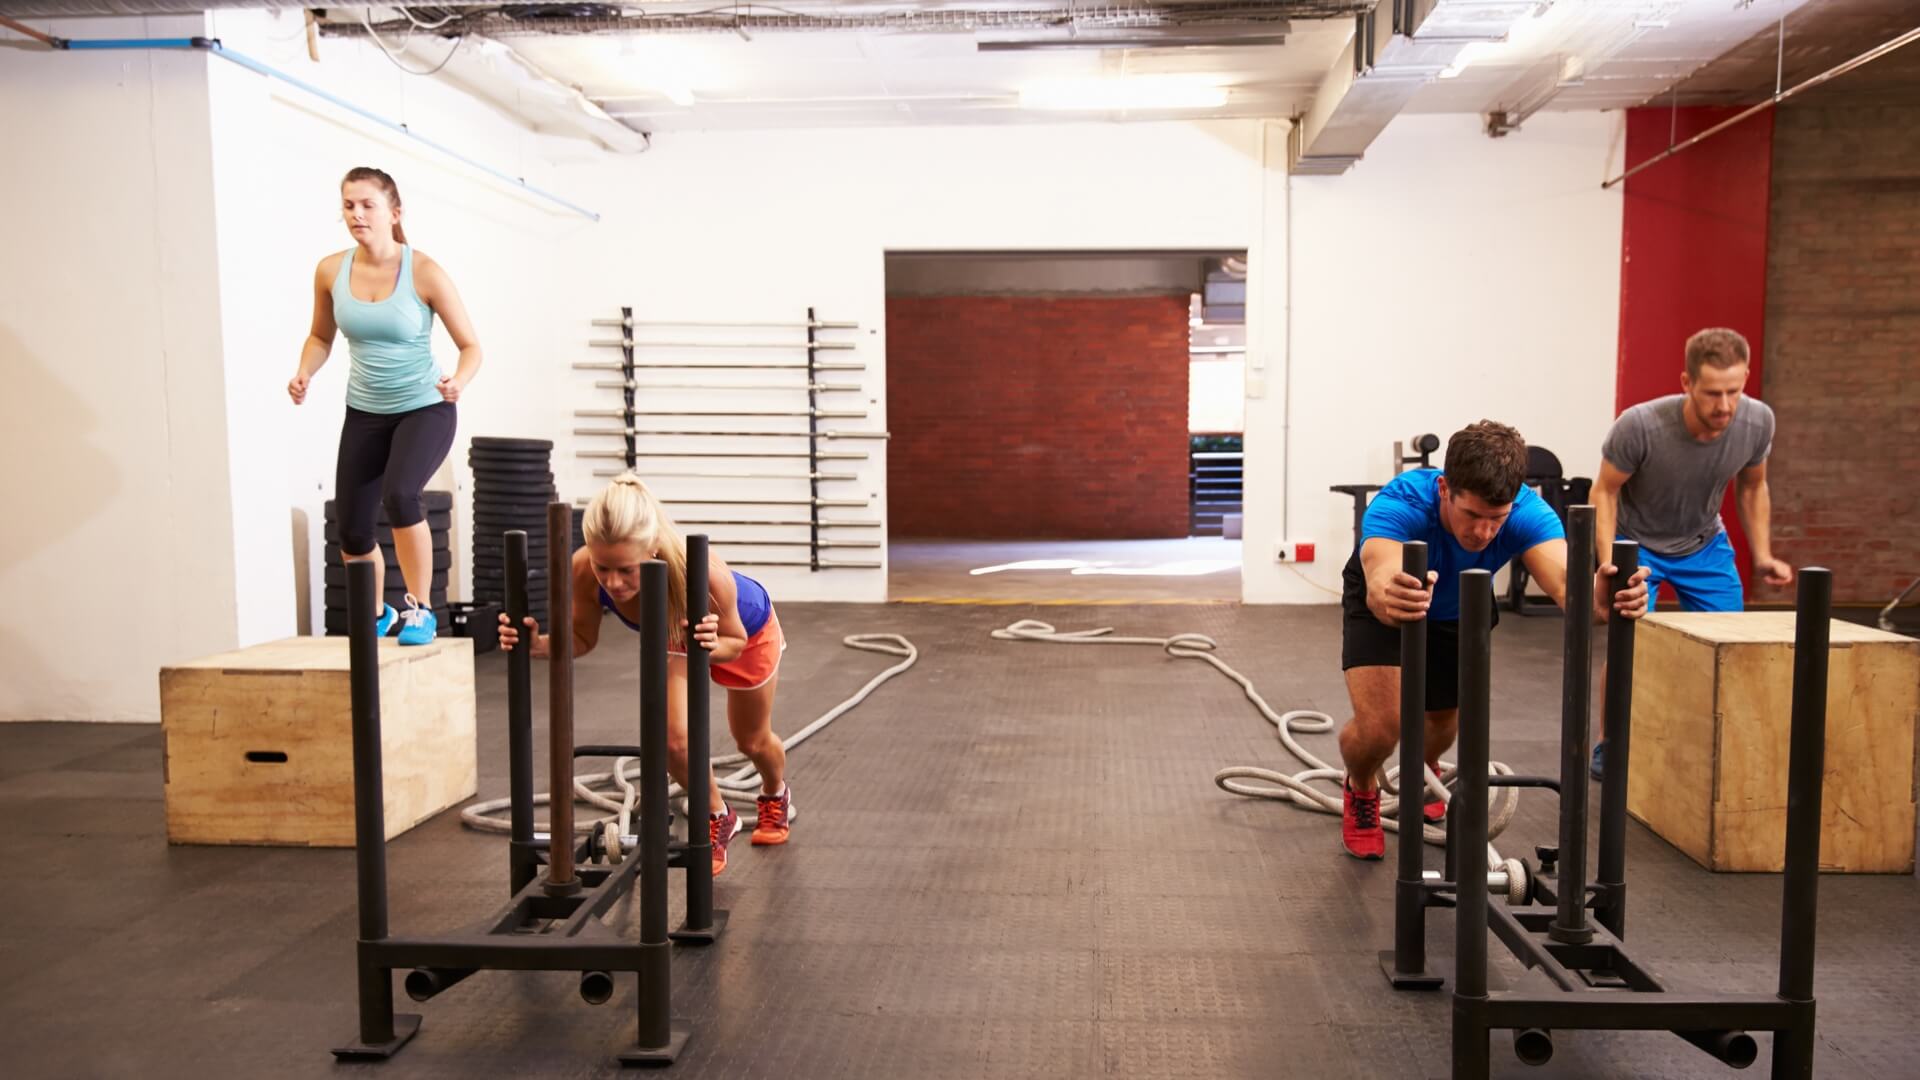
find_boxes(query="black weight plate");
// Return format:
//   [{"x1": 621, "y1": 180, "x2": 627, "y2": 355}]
[
  {"x1": 468, "y1": 450, "x2": 552, "y2": 465},
  {"x1": 470, "y1": 462, "x2": 553, "y2": 476},
  {"x1": 470, "y1": 436, "x2": 553, "y2": 451},
  {"x1": 472, "y1": 496, "x2": 560, "y2": 512},
  {"x1": 470, "y1": 488, "x2": 560, "y2": 499},
  {"x1": 471, "y1": 482, "x2": 555, "y2": 495}
]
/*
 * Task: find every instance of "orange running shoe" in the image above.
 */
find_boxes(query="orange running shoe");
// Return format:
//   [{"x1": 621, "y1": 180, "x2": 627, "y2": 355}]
[{"x1": 751, "y1": 785, "x2": 795, "y2": 846}]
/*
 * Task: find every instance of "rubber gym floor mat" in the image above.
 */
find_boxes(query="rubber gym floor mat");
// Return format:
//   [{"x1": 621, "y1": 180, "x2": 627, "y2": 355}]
[{"x1": 2, "y1": 602, "x2": 1918, "y2": 1078}]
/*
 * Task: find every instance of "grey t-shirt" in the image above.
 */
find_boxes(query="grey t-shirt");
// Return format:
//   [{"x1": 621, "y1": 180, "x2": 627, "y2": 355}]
[{"x1": 1603, "y1": 394, "x2": 1774, "y2": 557}]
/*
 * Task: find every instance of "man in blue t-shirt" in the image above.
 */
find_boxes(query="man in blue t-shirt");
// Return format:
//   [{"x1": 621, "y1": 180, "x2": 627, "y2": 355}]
[{"x1": 1336, "y1": 421, "x2": 1650, "y2": 860}]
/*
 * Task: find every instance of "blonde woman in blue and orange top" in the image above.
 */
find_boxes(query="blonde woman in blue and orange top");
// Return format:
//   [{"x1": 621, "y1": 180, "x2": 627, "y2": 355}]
[
  {"x1": 497, "y1": 474, "x2": 796, "y2": 877},
  {"x1": 289, "y1": 167, "x2": 483, "y2": 645}
]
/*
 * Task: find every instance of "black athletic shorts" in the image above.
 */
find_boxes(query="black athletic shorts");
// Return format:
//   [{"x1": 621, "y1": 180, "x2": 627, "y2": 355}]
[{"x1": 1338, "y1": 549, "x2": 1494, "y2": 713}]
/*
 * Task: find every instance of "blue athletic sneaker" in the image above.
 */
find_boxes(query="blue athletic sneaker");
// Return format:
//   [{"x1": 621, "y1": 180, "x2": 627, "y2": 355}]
[
  {"x1": 1590, "y1": 741, "x2": 1606, "y2": 781},
  {"x1": 375, "y1": 603, "x2": 400, "y2": 637},
  {"x1": 397, "y1": 597, "x2": 437, "y2": 646}
]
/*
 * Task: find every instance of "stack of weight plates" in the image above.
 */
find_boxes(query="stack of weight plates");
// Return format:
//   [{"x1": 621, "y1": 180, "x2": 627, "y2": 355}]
[
  {"x1": 321, "y1": 491, "x2": 452, "y2": 636},
  {"x1": 469, "y1": 437, "x2": 555, "y2": 629}
]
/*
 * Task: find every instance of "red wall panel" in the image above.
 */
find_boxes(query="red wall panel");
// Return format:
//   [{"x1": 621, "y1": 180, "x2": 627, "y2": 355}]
[{"x1": 1616, "y1": 106, "x2": 1774, "y2": 593}]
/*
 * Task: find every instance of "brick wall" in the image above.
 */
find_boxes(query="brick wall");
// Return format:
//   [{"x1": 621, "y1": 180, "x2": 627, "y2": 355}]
[
  {"x1": 886, "y1": 294, "x2": 1191, "y2": 539},
  {"x1": 1765, "y1": 104, "x2": 1920, "y2": 605}
]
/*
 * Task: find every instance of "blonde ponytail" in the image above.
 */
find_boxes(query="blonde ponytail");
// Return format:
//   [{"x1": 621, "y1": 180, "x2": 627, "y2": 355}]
[{"x1": 584, "y1": 474, "x2": 689, "y2": 647}]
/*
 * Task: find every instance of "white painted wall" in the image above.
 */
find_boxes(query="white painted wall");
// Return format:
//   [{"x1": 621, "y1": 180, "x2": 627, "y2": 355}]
[
  {"x1": 1249, "y1": 111, "x2": 1625, "y2": 602},
  {"x1": 546, "y1": 121, "x2": 1265, "y2": 601},
  {"x1": 0, "y1": 16, "x2": 238, "y2": 721},
  {"x1": 542, "y1": 112, "x2": 1623, "y2": 603}
]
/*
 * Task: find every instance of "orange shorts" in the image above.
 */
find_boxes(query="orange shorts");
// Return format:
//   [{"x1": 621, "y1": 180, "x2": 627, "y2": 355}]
[{"x1": 672, "y1": 609, "x2": 786, "y2": 691}]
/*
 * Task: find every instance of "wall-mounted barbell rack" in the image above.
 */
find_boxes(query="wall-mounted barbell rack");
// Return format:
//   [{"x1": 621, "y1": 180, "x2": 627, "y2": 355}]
[{"x1": 572, "y1": 307, "x2": 886, "y2": 570}]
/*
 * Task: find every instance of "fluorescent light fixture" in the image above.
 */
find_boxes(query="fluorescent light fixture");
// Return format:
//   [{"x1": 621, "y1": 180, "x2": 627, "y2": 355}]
[{"x1": 1019, "y1": 74, "x2": 1229, "y2": 111}]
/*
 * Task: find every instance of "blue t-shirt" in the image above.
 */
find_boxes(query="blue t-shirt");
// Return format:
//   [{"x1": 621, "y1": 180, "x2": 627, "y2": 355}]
[{"x1": 1359, "y1": 469, "x2": 1564, "y2": 622}]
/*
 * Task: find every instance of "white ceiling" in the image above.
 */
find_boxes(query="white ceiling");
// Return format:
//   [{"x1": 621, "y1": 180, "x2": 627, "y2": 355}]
[
  {"x1": 342, "y1": 0, "x2": 1835, "y2": 133},
  {"x1": 505, "y1": 17, "x2": 1357, "y2": 131}
]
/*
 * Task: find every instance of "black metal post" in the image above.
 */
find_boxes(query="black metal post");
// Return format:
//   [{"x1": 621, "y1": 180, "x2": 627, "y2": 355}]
[
  {"x1": 1550, "y1": 506, "x2": 1597, "y2": 946},
  {"x1": 1772, "y1": 567, "x2": 1831, "y2": 1080},
  {"x1": 506, "y1": 530, "x2": 537, "y2": 896},
  {"x1": 1383, "y1": 542, "x2": 1442, "y2": 989},
  {"x1": 1595, "y1": 540, "x2": 1639, "y2": 939},
  {"x1": 1452, "y1": 569, "x2": 1494, "y2": 1079},
  {"x1": 331, "y1": 559, "x2": 420, "y2": 1059},
  {"x1": 673, "y1": 534, "x2": 727, "y2": 943},
  {"x1": 546, "y1": 502, "x2": 579, "y2": 894},
  {"x1": 622, "y1": 559, "x2": 689, "y2": 1063}
]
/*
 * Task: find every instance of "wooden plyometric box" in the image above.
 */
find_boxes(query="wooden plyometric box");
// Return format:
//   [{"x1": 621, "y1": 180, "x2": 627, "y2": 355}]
[
  {"x1": 1627, "y1": 612, "x2": 1920, "y2": 874},
  {"x1": 161, "y1": 636, "x2": 476, "y2": 847}
]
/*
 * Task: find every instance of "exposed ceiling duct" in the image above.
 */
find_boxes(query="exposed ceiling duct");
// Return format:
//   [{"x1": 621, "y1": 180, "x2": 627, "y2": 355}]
[
  {"x1": 1, "y1": 0, "x2": 1372, "y2": 25},
  {"x1": 316, "y1": 2, "x2": 1351, "y2": 42},
  {"x1": 1290, "y1": 0, "x2": 1535, "y2": 175},
  {"x1": 437, "y1": 34, "x2": 651, "y2": 152}
]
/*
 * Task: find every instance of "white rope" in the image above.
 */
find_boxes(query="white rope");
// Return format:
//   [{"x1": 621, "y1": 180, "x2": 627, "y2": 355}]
[
  {"x1": 989, "y1": 619, "x2": 1522, "y2": 866},
  {"x1": 460, "y1": 633, "x2": 919, "y2": 835}
]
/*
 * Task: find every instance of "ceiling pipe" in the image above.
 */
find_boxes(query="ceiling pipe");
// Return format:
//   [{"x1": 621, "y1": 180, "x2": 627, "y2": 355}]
[
  {"x1": 3, "y1": 26, "x2": 603, "y2": 220},
  {"x1": 1601, "y1": 22, "x2": 1920, "y2": 190}
]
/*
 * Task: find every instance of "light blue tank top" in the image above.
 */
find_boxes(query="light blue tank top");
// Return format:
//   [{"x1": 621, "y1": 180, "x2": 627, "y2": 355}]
[{"x1": 332, "y1": 245, "x2": 442, "y2": 414}]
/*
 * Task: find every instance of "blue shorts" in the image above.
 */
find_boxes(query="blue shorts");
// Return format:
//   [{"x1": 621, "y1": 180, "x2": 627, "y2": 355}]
[{"x1": 1635, "y1": 532, "x2": 1744, "y2": 612}]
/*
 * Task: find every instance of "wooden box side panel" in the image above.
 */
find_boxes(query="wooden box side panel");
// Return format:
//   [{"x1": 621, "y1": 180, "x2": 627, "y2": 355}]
[
  {"x1": 160, "y1": 667, "x2": 356, "y2": 846},
  {"x1": 1715, "y1": 640, "x2": 1920, "y2": 873},
  {"x1": 1627, "y1": 625, "x2": 1719, "y2": 867},
  {"x1": 377, "y1": 642, "x2": 478, "y2": 840}
]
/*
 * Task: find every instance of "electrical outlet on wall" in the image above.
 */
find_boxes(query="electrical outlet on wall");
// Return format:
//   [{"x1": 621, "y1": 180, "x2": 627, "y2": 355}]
[{"x1": 1274, "y1": 540, "x2": 1317, "y2": 563}]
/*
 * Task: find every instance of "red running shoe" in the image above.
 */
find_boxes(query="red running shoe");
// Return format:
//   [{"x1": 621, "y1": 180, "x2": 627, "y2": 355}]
[
  {"x1": 1342, "y1": 778, "x2": 1386, "y2": 860},
  {"x1": 709, "y1": 804, "x2": 743, "y2": 877}
]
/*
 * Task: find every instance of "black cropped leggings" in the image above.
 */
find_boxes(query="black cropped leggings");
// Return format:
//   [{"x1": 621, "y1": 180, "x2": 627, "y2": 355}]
[{"x1": 335, "y1": 402, "x2": 457, "y2": 555}]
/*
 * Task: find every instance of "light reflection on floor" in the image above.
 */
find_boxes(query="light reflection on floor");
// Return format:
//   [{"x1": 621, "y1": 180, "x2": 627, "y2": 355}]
[{"x1": 891, "y1": 538, "x2": 1243, "y2": 602}]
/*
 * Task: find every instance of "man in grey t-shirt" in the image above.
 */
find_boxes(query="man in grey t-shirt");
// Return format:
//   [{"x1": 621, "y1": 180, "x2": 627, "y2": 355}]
[{"x1": 1589, "y1": 327, "x2": 1792, "y2": 777}]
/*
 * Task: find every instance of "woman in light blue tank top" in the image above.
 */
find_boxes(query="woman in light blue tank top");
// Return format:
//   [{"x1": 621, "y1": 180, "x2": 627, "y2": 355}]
[{"x1": 288, "y1": 167, "x2": 485, "y2": 646}]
